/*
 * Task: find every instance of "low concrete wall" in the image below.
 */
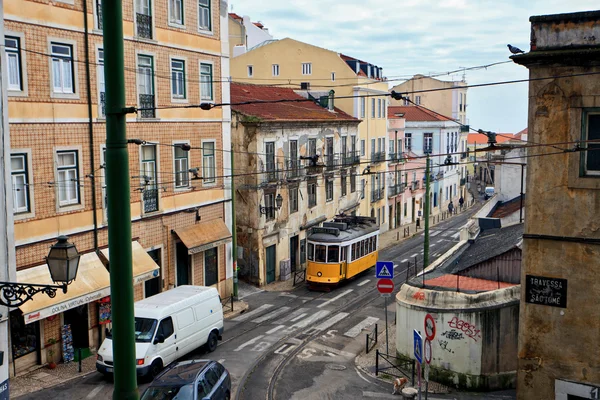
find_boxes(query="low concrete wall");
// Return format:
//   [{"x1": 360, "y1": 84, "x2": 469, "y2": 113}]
[{"x1": 395, "y1": 284, "x2": 520, "y2": 390}]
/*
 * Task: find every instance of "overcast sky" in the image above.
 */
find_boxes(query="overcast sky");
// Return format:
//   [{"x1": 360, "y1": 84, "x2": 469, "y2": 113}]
[{"x1": 228, "y1": 0, "x2": 599, "y2": 134}]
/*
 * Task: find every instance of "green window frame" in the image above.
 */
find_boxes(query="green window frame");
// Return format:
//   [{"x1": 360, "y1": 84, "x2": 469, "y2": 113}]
[
  {"x1": 200, "y1": 63, "x2": 213, "y2": 101},
  {"x1": 198, "y1": 0, "x2": 211, "y2": 31}
]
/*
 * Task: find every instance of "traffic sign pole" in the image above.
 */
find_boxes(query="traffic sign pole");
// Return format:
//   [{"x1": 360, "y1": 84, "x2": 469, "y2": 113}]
[
  {"x1": 418, "y1": 361, "x2": 422, "y2": 400},
  {"x1": 384, "y1": 295, "x2": 389, "y2": 354}
]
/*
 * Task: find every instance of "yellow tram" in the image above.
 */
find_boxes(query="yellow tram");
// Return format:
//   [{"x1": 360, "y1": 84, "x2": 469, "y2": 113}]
[{"x1": 306, "y1": 216, "x2": 379, "y2": 288}]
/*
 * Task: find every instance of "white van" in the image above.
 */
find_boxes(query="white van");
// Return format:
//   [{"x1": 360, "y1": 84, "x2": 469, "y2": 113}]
[
  {"x1": 485, "y1": 186, "x2": 495, "y2": 199},
  {"x1": 96, "y1": 285, "x2": 224, "y2": 378}
]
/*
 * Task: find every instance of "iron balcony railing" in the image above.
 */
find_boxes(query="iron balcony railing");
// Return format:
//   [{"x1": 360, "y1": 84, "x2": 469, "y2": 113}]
[
  {"x1": 261, "y1": 162, "x2": 282, "y2": 184},
  {"x1": 100, "y1": 91, "x2": 106, "y2": 117},
  {"x1": 343, "y1": 151, "x2": 361, "y2": 166},
  {"x1": 97, "y1": 1, "x2": 103, "y2": 29},
  {"x1": 325, "y1": 154, "x2": 342, "y2": 171},
  {"x1": 388, "y1": 185, "x2": 398, "y2": 198},
  {"x1": 371, "y1": 188, "x2": 384, "y2": 202},
  {"x1": 410, "y1": 181, "x2": 419, "y2": 191},
  {"x1": 371, "y1": 152, "x2": 385, "y2": 163},
  {"x1": 136, "y1": 13, "x2": 153, "y2": 39},
  {"x1": 139, "y1": 94, "x2": 155, "y2": 118},
  {"x1": 286, "y1": 159, "x2": 305, "y2": 179},
  {"x1": 143, "y1": 187, "x2": 159, "y2": 213}
]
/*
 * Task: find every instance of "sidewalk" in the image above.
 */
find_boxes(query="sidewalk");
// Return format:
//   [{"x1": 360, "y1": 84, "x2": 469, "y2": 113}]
[{"x1": 11, "y1": 298, "x2": 249, "y2": 399}]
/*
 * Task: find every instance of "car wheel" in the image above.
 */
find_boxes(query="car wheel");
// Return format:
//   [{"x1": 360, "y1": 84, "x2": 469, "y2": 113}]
[
  {"x1": 207, "y1": 331, "x2": 218, "y2": 353},
  {"x1": 150, "y1": 360, "x2": 163, "y2": 379}
]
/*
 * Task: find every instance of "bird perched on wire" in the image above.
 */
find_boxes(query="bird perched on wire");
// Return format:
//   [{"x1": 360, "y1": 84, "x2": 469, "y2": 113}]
[{"x1": 507, "y1": 44, "x2": 525, "y2": 54}]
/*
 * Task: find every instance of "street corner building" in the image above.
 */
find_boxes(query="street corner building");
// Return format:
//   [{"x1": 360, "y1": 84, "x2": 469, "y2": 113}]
[
  {"x1": 510, "y1": 10, "x2": 600, "y2": 400},
  {"x1": 395, "y1": 221, "x2": 523, "y2": 391},
  {"x1": 230, "y1": 82, "x2": 361, "y2": 286},
  {"x1": 3, "y1": 0, "x2": 233, "y2": 376}
]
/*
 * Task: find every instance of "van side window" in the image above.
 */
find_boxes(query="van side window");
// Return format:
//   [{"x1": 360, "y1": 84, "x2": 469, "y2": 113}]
[{"x1": 157, "y1": 317, "x2": 174, "y2": 339}]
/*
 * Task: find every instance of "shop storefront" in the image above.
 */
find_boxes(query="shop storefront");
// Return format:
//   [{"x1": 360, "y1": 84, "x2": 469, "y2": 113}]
[{"x1": 10, "y1": 242, "x2": 160, "y2": 376}]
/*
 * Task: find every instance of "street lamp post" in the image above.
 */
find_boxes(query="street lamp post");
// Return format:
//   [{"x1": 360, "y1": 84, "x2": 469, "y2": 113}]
[{"x1": 0, "y1": 236, "x2": 80, "y2": 307}]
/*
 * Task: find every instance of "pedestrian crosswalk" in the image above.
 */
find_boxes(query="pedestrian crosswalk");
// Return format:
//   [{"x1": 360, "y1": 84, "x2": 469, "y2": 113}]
[{"x1": 231, "y1": 304, "x2": 274, "y2": 322}]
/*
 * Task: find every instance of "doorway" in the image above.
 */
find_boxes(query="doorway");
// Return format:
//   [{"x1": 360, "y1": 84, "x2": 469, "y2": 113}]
[
  {"x1": 266, "y1": 245, "x2": 276, "y2": 284},
  {"x1": 145, "y1": 248, "x2": 161, "y2": 297},
  {"x1": 64, "y1": 305, "x2": 90, "y2": 350},
  {"x1": 290, "y1": 235, "x2": 299, "y2": 273},
  {"x1": 411, "y1": 198, "x2": 416, "y2": 223},
  {"x1": 176, "y1": 242, "x2": 191, "y2": 286}
]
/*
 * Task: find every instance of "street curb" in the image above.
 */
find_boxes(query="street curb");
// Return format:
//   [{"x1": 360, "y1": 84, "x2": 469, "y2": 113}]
[{"x1": 224, "y1": 300, "x2": 249, "y2": 320}]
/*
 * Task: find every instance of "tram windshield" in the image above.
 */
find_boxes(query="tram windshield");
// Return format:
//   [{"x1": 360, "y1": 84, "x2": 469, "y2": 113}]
[
  {"x1": 327, "y1": 245, "x2": 339, "y2": 262},
  {"x1": 315, "y1": 245, "x2": 327, "y2": 262}
]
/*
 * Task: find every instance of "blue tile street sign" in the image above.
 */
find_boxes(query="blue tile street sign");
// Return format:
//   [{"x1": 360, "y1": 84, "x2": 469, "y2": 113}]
[
  {"x1": 414, "y1": 330, "x2": 423, "y2": 364},
  {"x1": 376, "y1": 261, "x2": 394, "y2": 279}
]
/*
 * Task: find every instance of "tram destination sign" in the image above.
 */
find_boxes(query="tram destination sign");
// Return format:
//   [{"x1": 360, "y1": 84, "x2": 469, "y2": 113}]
[
  {"x1": 525, "y1": 274, "x2": 567, "y2": 308},
  {"x1": 309, "y1": 227, "x2": 340, "y2": 236}
]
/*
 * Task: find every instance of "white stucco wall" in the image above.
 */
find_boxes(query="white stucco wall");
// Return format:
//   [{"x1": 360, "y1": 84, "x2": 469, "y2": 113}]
[{"x1": 242, "y1": 16, "x2": 273, "y2": 50}]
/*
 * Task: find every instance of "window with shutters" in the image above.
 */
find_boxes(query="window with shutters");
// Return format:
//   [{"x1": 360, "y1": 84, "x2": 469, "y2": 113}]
[
  {"x1": 272, "y1": 64, "x2": 279, "y2": 76},
  {"x1": 581, "y1": 109, "x2": 600, "y2": 177},
  {"x1": 97, "y1": 49, "x2": 106, "y2": 117},
  {"x1": 289, "y1": 186, "x2": 298, "y2": 213},
  {"x1": 198, "y1": 0, "x2": 211, "y2": 31},
  {"x1": 326, "y1": 178, "x2": 333, "y2": 202},
  {"x1": 137, "y1": 55, "x2": 155, "y2": 118},
  {"x1": 308, "y1": 180, "x2": 317, "y2": 208},
  {"x1": 302, "y1": 63, "x2": 312, "y2": 75}
]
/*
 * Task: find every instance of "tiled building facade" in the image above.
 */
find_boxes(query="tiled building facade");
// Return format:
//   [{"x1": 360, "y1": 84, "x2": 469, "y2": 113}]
[{"x1": 5, "y1": 0, "x2": 232, "y2": 375}]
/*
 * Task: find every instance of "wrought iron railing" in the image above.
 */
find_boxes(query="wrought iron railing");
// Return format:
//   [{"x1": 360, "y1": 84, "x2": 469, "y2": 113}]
[
  {"x1": 343, "y1": 152, "x2": 360, "y2": 166},
  {"x1": 371, "y1": 188, "x2": 384, "y2": 202},
  {"x1": 325, "y1": 154, "x2": 341, "y2": 171},
  {"x1": 371, "y1": 152, "x2": 385, "y2": 163},
  {"x1": 261, "y1": 162, "x2": 281, "y2": 184},
  {"x1": 100, "y1": 91, "x2": 106, "y2": 117},
  {"x1": 139, "y1": 94, "x2": 155, "y2": 118},
  {"x1": 143, "y1": 187, "x2": 159, "y2": 213},
  {"x1": 96, "y1": 1, "x2": 103, "y2": 29},
  {"x1": 410, "y1": 181, "x2": 419, "y2": 191},
  {"x1": 286, "y1": 159, "x2": 304, "y2": 179},
  {"x1": 136, "y1": 13, "x2": 153, "y2": 39}
]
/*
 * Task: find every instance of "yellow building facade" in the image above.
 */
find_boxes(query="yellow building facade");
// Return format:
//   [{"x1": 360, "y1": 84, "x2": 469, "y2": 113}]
[
  {"x1": 230, "y1": 38, "x2": 390, "y2": 225},
  {"x1": 4, "y1": 0, "x2": 233, "y2": 376}
]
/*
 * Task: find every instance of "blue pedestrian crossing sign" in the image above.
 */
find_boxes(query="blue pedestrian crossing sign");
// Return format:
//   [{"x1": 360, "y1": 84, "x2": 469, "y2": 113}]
[
  {"x1": 376, "y1": 261, "x2": 394, "y2": 279},
  {"x1": 414, "y1": 330, "x2": 423, "y2": 363}
]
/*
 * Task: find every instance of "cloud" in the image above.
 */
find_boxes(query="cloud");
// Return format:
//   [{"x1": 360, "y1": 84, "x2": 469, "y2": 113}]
[{"x1": 228, "y1": 0, "x2": 600, "y2": 132}]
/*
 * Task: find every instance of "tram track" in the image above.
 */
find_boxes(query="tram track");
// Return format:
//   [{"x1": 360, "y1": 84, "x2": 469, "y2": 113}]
[{"x1": 235, "y1": 205, "x2": 480, "y2": 400}]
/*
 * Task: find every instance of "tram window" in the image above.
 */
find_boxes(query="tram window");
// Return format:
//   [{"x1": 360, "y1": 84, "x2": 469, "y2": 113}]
[
  {"x1": 362, "y1": 240, "x2": 367, "y2": 256},
  {"x1": 341, "y1": 247, "x2": 347, "y2": 262},
  {"x1": 315, "y1": 245, "x2": 327, "y2": 262},
  {"x1": 328, "y1": 245, "x2": 339, "y2": 263},
  {"x1": 370, "y1": 237, "x2": 375, "y2": 252},
  {"x1": 307, "y1": 243, "x2": 314, "y2": 261},
  {"x1": 352, "y1": 243, "x2": 356, "y2": 261}
]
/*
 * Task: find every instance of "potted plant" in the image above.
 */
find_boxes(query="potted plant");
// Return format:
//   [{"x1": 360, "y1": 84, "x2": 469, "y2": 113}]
[{"x1": 47, "y1": 338, "x2": 58, "y2": 369}]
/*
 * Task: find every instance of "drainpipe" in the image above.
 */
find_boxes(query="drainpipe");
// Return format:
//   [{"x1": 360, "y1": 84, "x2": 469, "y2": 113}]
[{"x1": 82, "y1": 0, "x2": 99, "y2": 251}]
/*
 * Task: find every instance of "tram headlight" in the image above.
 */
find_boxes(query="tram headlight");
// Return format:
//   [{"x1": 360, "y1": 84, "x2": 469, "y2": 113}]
[{"x1": 317, "y1": 271, "x2": 322, "y2": 277}]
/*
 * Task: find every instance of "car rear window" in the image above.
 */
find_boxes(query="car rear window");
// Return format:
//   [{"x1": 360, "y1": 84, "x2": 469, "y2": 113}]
[{"x1": 141, "y1": 384, "x2": 193, "y2": 400}]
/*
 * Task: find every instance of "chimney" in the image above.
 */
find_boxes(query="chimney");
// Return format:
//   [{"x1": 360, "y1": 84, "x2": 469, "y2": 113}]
[{"x1": 328, "y1": 90, "x2": 335, "y2": 111}]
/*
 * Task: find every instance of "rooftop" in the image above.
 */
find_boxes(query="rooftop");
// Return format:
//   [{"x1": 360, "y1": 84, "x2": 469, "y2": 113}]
[
  {"x1": 423, "y1": 274, "x2": 518, "y2": 292},
  {"x1": 387, "y1": 105, "x2": 452, "y2": 122},
  {"x1": 489, "y1": 195, "x2": 525, "y2": 219},
  {"x1": 231, "y1": 83, "x2": 358, "y2": 122},
  {"x1": 467, "y1": 132, "x2": 515, "y2": 145}
]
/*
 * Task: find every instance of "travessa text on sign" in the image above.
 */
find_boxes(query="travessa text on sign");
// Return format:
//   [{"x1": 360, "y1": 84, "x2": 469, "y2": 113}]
[{"x1": 525, "y1": 274, "x2": 567, "y2": 308}]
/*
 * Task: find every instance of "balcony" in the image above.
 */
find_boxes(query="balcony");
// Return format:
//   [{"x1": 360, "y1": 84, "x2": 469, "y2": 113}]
[
  {"x1": 343, "y1": 151, "x2": 361, "y2": 166},
  {"x1": 371, "y1": 188, "x2": 384, "y2": 202},
  {"x1": 261, "y1": 162, "x2": 281, "y2": 184},
  {"x1": 423, "y1": 147, "x2": 433, "y2": 155},
  {"x1": 97, "y1": 1, "x2": 103, "y2": 29},
  {"x1": 143, "y1": 187, "x2": 159, "y2": 213},
  {"x1": 139, "y1": 94, "x2": 155, "y2": 118},
  {"x1": 388, "y1": 185, "x2": 398, "y2": 198},
  {"x1": 286, "y1": 159, "x2": 304, "y2": 180},
  {"x1": 371, "y1": 152, "x2": 385, "y2": 163},
  {"x1": 100, "y1": 91, "x2": 106, "y2": 117},
  {"x1": 410, "y1": 181, "x2": 419, "y2": 191},
  {"x1": 136, "y1": 13, "x2": 153, "y2": 39},
  {"x1": 325, "y1": 154, "x2": 341, "y2": 171}
]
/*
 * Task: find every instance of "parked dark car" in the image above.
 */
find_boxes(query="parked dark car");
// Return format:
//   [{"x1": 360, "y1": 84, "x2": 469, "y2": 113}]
[{"x1": 140, "y1": 360, "x2": 231, "y2": 400}]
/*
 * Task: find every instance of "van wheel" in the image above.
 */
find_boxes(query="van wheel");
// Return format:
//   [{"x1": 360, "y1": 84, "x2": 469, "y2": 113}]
[
  {"x1": 207, "y1": 331, "x2": 218, "y2": 353},
  {"x1": 150, "y1": 360, "x2": 163, "y2": 379}
]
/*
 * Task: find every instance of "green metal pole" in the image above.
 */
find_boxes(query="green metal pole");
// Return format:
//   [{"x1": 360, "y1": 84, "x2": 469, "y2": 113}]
[
  {"x1": 102, "y1": 1, "x2": 139, "y2": 398},
  {"x1": 423, "y1": 155, "x2": 431, "y2": 270},
  {"x1": 231, "y1": 150, "x2": 238, "y2": 299}
]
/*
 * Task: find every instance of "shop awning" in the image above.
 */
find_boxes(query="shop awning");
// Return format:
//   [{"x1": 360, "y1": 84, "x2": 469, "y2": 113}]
[
  {"x1": 173, "y1": 219, "x2": 232, "y2": 255},
  {"x1": 19, "y1": 252, "x2": 111, "y2": 324},
  {"x1": 100, "y1": 241, "x2": 161, "y2": 285}
]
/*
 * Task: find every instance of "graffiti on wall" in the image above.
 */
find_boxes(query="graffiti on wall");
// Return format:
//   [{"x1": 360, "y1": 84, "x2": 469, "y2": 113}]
[
  {"x1": 438, "y1": 340, "x2": 455, "y2": 354},
  {"x1": 441, "y1": 330, "x2": 464, "y2": 340},
  {"x1": 448, "y1": 316, "x2": 482, "y2": 342}
]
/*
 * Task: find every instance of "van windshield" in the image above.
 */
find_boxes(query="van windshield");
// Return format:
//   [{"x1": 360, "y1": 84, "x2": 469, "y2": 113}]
[{"x1": 106, "y1": 317, "x2": 158, "y2": 343}]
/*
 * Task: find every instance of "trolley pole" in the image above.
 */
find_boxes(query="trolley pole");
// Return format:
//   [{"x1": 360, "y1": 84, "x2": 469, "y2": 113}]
[
  {"x1": 231, "y1": 150, "x2": 239, "y2": 299},
  {"x1": 423, "y1": 155, "x2": 431, "y2": 269},
  {"x1": 102, "y1": 1, "x2": 139, "y2": 398}
]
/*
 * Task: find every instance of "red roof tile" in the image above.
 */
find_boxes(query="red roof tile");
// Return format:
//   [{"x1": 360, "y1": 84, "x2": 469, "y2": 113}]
[
  {"x1": 424, "y1": 274, "x2": 517, "y2": 292},
  {"x1": 513, "y1": 128, "x2": 528, "y2": 141},
  {"x1": 467, "y1": 133, "x2": 515, "y2": 145},
  {"x1": 253, "y1": 22, "x2": 264, "y2": 28},
  {"x1": 228, "y1": 13, "x2": 242, "y2": 20},
  {"x1": 231, "y1": 83, "x2": 359, "y2": 122},
  {"x1": 387, "y1": 105, "x2": 452, "y2": 122}
]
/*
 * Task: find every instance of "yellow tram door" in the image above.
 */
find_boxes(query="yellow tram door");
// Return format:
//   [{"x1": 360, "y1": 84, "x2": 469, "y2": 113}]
[{"x1": 340, "y1": 246, "x2": 348, "y2": 280}]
